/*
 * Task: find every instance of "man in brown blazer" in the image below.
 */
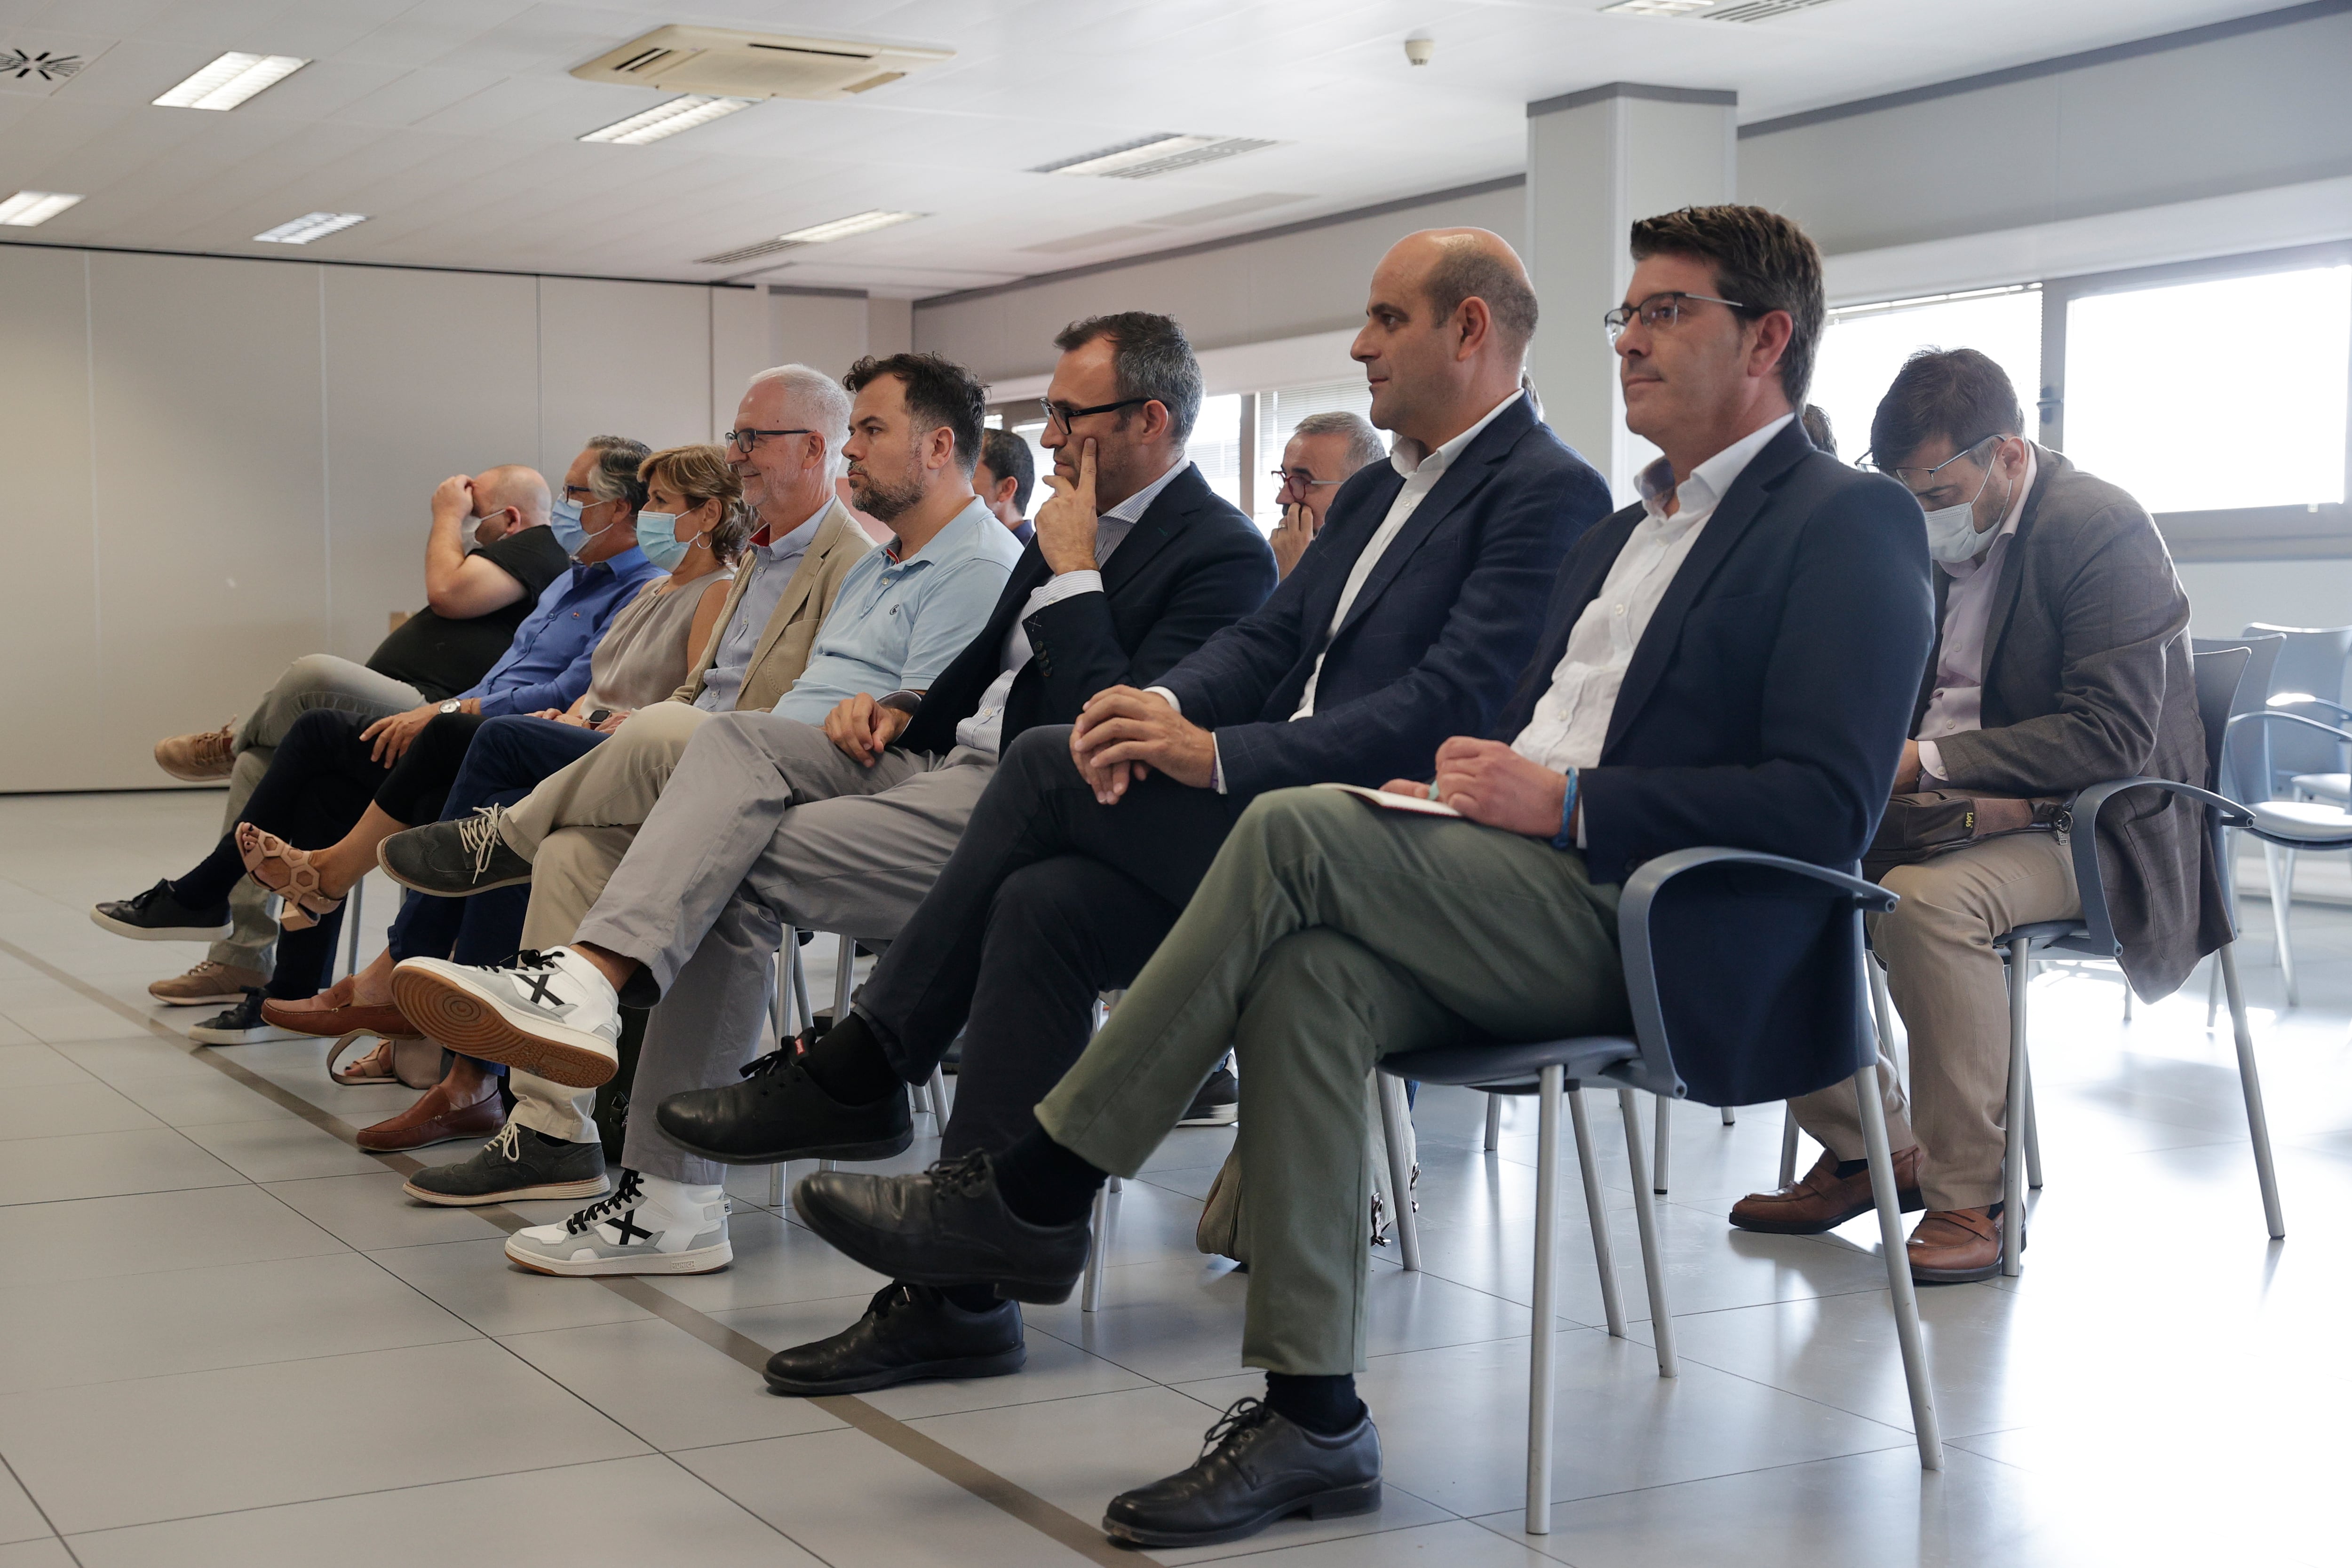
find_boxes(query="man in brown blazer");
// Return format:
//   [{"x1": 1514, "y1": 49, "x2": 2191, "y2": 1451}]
[{"x1": 1732, "y1": 347, "x2": 2224, "y2": 1281}]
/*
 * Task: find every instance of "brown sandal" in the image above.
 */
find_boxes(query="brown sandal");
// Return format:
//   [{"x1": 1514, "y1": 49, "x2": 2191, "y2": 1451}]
[{"x1": 236, "y1": 824, "x2": 343, "y2": 930}]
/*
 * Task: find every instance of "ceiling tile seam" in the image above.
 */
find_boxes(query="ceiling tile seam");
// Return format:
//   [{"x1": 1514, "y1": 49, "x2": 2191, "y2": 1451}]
[{"x1": 0, "y1": 235, "x2": 756, "y2": 292}]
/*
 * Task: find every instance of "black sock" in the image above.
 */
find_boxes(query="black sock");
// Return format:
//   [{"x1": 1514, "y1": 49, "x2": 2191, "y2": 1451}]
[
  {"x1": 1264, "y1": 1373, "x2": 1363, "y2": 1436},
  {"x1": 798, "y1": 1011, "x2": 902, "y2": 1105},
  {"x1": 1832, "y1": 1157, "x2": 1869, "y2": 1179},
  {"x1": 938, "y1": 1282, "x2": 1002, "y2": 1314},
  {"x1": 991, "y1": 1126, "x2": 1107, "y2": 1227}
]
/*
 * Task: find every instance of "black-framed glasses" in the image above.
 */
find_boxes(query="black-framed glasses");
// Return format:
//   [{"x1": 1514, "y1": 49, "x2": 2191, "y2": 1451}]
[
  {"x1": 1602, "y1": 290, "x2": 1753, "y2": 342},
  {"x1": 724, "y1": 427, "x2": 812, "y2": 453},
  {"x1": 1860, "y1": 432, "x2": 2006, "y2": 494},
  {"x1": 1038, "y1": 395, "x2": 1149, "y2": 436},
  {"x1": 1270, "y1": 467, "x2": 1341, "y2": 491}
]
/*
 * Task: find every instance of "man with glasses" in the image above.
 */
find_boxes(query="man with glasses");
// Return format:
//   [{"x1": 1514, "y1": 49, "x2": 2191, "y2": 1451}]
[
  {"x1": 1732, "y1": 347, "x2": 2222, "y2": 1283},
  {"x1": 1269, "y1": 411, "x2": 1386, "y2": 578}
]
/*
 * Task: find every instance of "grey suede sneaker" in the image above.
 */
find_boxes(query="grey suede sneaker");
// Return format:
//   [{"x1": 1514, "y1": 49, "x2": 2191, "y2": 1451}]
[
  {"x1": 376, "y1": 805, "x2": 535, "y2": 897},
  {"x1": 404, "y1": 1120, "x2": 611, "y2": 1207}
]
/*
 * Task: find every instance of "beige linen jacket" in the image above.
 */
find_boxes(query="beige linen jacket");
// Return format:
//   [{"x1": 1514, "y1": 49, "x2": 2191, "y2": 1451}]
[{"x1": 671, "y1": 500, "x2": 872, "y2": 712}]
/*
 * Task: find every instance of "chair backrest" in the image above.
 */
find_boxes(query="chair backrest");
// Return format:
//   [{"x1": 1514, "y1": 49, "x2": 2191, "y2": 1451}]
[
  {"x1": 2190, "y1": 645, "x2": 2254, "y2": 794},
  {"x1": 2243, "y1": 622, "x2": 2352, "y2": 786},
  {"x1": 2192, "y1": 634, "x2": 2283, "y2": 800}
]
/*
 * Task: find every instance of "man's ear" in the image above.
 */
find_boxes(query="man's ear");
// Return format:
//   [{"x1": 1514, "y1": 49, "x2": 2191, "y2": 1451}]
[{"x1": 1455, "y1": 296, "x2": 1493, "y2": 360}]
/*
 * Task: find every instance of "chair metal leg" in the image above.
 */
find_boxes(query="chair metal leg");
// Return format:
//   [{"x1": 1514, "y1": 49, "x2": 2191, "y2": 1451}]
[
  {"x1": 2002, "y1": 937, "x2": 2033, "y2": 1277},
  {"x1": 1526, "y1": 1064, "x2": 1564, "y2": 1536},
  {"x1": 2206, "y1": 952, "x2": 2223, "y2": 1029},
  {"x1": 1081, "y1": 1181, "x2": 1112, "y2": 1312},
  {"x1": 1483, "y1": 1093, "x2": 1502, "y2": 1152},
  {"x1": 833, "y1": 932, "x2": 856, "y2": 1022},
  {"x1": 342, "y1": 878, "x2": 366, "y2": 979},
  {"x1": 1375, "y1": 1072, "x2": 1421, "y2": 1272},
  {"x1": 1778, "y1": 1104, "x2": 1800, "y2": 1188},
  {"x1": 1651, "y1": 1093, "x2": 1670, "y2": 1196},
  {"x1": 2262, "y1": 842, "x2": 2299, "y2": 1006},
  {"x1": 1867, "y1": 958, "x2": 1897, "y2": 1067},
  {"x1": 1720, "y1": 1105, "x2": 1736, "y2": 1126},
  {"x1": 1854, "y1": 1063, "x2": 1944, "y2": 1470},
  {"x1": 2022, "y1": 1046, "x2": 2042, "y2": 1192},
  {"x1": 788, "y1": 937, "x2": 814, "y2": 1033},
  {"x1": 1568, "y1": 1086, "x2": 1623, "y2": 1339},
  {"x1": 769, "y1": 1160, "x2": 784, "y2": 1207},
  {"x1": 2120, "y1": 984, "x2": 2133, "y2": 1023},
  {"x1": 2217, "y1": 942, "x2": 2287, "y2": 1239},
  {"x1": 927, "y1": 1065, "x2": 951, "y2": 1125},
  {"x1": 1613, "y1": 1087, "x2": 1677, "y2": 1377}
]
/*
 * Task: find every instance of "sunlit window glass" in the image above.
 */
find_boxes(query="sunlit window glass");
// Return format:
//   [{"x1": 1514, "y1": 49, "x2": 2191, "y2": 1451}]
[{"x1": 1810, "y1": 286, "x2": 2043, "y2": 468}]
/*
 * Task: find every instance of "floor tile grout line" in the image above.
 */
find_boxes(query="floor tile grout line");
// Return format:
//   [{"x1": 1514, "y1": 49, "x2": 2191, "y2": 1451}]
[
  {"x1": 0, "y1": 929, "x2": 1162, "y2": 1568},
  {"x1": 0, "y1": 1449, "x2": 82, "y2": 1567}
]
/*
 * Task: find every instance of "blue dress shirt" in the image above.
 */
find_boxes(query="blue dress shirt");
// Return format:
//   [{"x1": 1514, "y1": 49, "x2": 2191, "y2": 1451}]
[
  {"x1": 460, "y1": 546, "x2": 665, "y2": 717},
  {"x1": 772, "y1": 499, "x2": 1021, "y2": 725}
]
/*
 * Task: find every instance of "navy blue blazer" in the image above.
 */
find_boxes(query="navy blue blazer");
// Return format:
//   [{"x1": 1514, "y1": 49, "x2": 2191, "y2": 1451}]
[
  {"x1": 1158, "y1": 396, "x2": 1612, "y2": 798},
  {"x1": 898, "y1": 464, "x2": 1274, "y2": 756},
  {"x1": 1491, "y1": 420, "x2": 1935, "y2": 1104}
]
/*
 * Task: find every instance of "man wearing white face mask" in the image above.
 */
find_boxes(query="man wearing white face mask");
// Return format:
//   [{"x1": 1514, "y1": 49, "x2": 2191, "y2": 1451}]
[{"x1": 1733, "y1": 347, "x2": 2224, "y2": 1283}]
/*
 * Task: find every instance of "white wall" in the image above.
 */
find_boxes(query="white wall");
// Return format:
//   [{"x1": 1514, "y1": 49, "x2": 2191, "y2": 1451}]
[{"x1": 0, "y1": 246, "x2": 756, "y2": 793}]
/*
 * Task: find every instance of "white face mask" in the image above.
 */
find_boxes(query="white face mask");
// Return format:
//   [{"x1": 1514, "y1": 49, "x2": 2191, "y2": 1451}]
[{"x1": 1919, "y1": 456, "x2": 2010, "y2": 565}]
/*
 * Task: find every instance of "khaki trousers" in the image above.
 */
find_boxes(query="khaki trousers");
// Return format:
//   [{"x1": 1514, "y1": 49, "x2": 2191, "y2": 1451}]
[
  {"x1": 1789, "y1": 830, "x2": 2080, "y2": 1212},
  {"x1": 1037, "y1": 786, "x2": 1626, "y2": 1376}
]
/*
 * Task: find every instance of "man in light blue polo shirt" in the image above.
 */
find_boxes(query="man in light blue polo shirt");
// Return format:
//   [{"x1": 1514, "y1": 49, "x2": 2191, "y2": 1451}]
[{"x1": 389, "y1": 353, "x2": 1019, "y2": 1254}]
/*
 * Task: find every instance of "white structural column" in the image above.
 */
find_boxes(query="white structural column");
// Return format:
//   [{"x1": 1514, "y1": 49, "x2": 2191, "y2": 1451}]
[{"x1": 1525, "y1": 84, "x2": 1738, "y2": 500}]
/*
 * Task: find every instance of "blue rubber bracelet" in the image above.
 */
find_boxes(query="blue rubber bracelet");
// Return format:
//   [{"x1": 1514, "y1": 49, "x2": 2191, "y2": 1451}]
[{"x1": 1552, "y1": 767, "x2": 1579, "y2": 850}]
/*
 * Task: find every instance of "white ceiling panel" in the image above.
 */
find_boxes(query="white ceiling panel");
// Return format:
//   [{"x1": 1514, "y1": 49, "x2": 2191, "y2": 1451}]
[{"x1": 0, "y1": 0, "x2": 2304, "y2": 292}]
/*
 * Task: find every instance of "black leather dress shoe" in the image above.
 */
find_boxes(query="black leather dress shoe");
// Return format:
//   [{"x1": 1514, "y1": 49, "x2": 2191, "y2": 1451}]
[
  {"x1": 656, "y1": 1051, "x2": 912, "y2": 1165},
  {"x1": 764, "y1": 1282, "x2": 1025, "y2": 1395},
  {"x1": 1104, "y1": 1398, "x2": 1381, "y2": 1548},
  {"x1": 791, "y1": 1151, "x2": 1092, "y2": 1305}
]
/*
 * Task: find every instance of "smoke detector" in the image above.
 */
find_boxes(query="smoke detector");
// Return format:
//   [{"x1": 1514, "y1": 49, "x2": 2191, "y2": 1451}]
[
  {"x1": 572, "y1": 26, "x2": 952, "y2": 101},
  {"x1": 1404, "y1": 36, "x2": 1435, "y2": 66}
]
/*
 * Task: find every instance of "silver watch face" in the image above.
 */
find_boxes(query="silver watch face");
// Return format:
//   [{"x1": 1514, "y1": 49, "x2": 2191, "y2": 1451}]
[{"x1": 441, "y1": 700, "x2": 461, "y2": 713}]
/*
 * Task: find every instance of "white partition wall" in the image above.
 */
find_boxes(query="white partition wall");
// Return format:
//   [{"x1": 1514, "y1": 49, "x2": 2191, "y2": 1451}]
[{"x1": 0, "y1": 248, "x2": 746, "y2": 793}]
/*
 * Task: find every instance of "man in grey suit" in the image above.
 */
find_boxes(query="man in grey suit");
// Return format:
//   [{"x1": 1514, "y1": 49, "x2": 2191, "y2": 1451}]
[{"x1": 1732, "y1": 347, "x2": 2226, "y2": 1281}]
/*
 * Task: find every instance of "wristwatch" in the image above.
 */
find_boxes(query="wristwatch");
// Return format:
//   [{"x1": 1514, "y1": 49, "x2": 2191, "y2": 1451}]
[
  {"x1": 439, "y1": 699, "x2": 462, "y2": 715},
  {"x1": 587, "y1": 708, "x2": 613, "y2": 727}
]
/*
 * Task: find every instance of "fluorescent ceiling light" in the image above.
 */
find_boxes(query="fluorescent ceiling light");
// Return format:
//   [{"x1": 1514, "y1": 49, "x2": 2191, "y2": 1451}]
[
  {"x1": 254, "y1": 211, "x2": 367, "y2": 245},
  {"x1": 580, "y1": 94, "x2": 756, "y2": 144},
  {"x1": 1600, "y1": 0, "x2": 1717, "y2": 15},
  {"x1": 1032, "y1": 134, "x2": 1277, "y2": 180},
  {"x1": 777, "y1": 209, "x2": 924, "y2": 243},
  {"x1": 153, "y1": 52, "x2": 308, "y2": 110},
  {"x1": 0, "y1": 190, "x2": 84, "y2": 227}
]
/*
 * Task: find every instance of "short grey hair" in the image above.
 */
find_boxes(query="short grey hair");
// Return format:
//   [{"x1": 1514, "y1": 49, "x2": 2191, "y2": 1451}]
[
  {"x1": 747, "y1": 364, "x2": 853, "y2": 478},
  {"x1": 582, "y1": 436, "x2": 652, "y2": 510},
  {"x1": 1052, "y1": 312, "x2": 1204, "y2": 444},
  {"x1": 1289, "y1": 411, "x2": 1385, "y2": 475}
]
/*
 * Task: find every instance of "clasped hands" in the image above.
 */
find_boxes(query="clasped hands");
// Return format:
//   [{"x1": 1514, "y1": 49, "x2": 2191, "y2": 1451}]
[
  {"x1": 361, "y1": 699, "x2": 473, "y2": 764},
  {"x1": 1070, "y1": 687, "x2": 1216, "y2": 803},
  {"x1": 1381, "y1": 736, "x2": 1571, "y2": 839}
]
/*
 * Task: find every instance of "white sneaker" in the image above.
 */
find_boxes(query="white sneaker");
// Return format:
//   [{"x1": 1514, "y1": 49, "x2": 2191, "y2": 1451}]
[
  {"x1": 389, "y1": 947, "x2": 622, "y2": 1088},
  {"x1": 505, "y1": 1171, "x2": 732, "y2": 1276}
]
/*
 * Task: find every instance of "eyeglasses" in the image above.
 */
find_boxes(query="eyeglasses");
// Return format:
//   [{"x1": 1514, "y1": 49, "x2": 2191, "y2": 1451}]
[
  {"x1": 724, "y1": 428, "x2": 812, "y2": 454},
  {"x1": 1038, "y1": 395, "x2": 1149, "y2": 436},
  {"x1": 1602, "y1": 290, "x2": 1753, "y2": 343},
  {"x1": 1860, "y1": 433, "x2": 2005, "y2": 494},
  {"x1": 1270, "y1": 467, "x2": 1341, "y2": 491}
]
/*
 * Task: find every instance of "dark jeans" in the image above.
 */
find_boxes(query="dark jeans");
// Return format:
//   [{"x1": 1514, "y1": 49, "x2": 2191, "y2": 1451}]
[
  {"x1": 373, "y1": 710, "x2": 489, "y2": 824},
  {"x1": 857, "y1": 724, "x2": 1241, "y2": 1159}
]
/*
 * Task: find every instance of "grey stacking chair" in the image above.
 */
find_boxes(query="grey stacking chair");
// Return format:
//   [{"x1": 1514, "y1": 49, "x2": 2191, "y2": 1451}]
[
  {"x1": 1382, "y1": 846, "x2": 1941, "y2": 1535},
  {"x1": 2237, "y1": 623, "x2": 2352, "y2": 1002},
  {"x1": 2189, "y1": 634, "x2": 2284, "y2": 1019}
]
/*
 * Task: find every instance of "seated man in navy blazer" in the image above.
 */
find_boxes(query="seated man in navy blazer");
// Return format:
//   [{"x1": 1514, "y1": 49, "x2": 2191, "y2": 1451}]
[
  {"x1": 780, "y1": 206, "x2": 1935, "y2": 1549},
  {"x1": 657, "y1": 228, "x2": 1613, "y2": 1389}
]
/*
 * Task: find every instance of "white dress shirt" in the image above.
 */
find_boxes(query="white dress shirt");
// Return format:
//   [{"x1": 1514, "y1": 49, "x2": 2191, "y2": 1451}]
[
  {"x1": 953, "y1": 458, "x2": 1187, "y2": 756},
  {"x1": 1915, "y1": 445, "x2": 2037, "y2": 784},
  {"x1": 1511, "y1": 414, "x2": 1795, "y2": 794}
]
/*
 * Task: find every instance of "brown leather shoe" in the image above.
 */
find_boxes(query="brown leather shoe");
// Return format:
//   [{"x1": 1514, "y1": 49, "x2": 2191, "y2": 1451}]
[
  {"x1": 260, "y1": 997, "x2": 415, "y2": 1041},
  {"x1": 1906, "y1": 1205, "x2": 2012, "y2": 1283},
  {"x1": 150, "y1": 960, "x2": 266, "y2": 1007},
  {"x1": 1728, "y1": 1145, "x2": 1924, "y2": 1235},
  {"x1": 155, "y1": 723, "x2": 237, "y2": 783},
  {"x1": 356, "y1": 1080, "x2": 504, "y2": 1152}
]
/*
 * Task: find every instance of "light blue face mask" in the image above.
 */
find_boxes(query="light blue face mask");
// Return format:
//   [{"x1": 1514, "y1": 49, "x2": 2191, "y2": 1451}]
[
  {"x1": 635, "y1": 510, "x2": 706, "y2": 572},
  {"x1": 550, "y1": 494, "x2": 622, "y2": 558}
]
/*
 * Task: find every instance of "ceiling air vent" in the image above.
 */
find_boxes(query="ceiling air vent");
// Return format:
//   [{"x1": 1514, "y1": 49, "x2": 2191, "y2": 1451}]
[
  {"x1": 696, "y1": 238, "x2": 802, "y2": 267},
  {"x1": 572, "y1": 26, "x2": 951, "y2": 101},
  {"x1": 1705, "y1": 0, "x2": 1845, "y2": 20},
  {"x1": 1032, "y1": 134, "x2": 1277, "y2": 180}
]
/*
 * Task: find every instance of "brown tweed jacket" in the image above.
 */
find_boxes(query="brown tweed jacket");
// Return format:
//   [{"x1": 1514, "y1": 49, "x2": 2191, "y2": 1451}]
[{"x1": 1921, "y1": 445, "x2": 2228, "y2": 999}]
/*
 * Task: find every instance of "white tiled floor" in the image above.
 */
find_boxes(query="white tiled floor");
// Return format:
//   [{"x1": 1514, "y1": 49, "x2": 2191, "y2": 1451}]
[{"x1": 2, "y1": 789, "x2": 2348, "y2": 1565}]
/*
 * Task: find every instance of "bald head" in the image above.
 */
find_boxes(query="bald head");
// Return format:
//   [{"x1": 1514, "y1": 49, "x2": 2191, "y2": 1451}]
[
  {"x1": 1353, "y1": 228, "x2": 1538, "y2": 450},
  {"x1": 471, "y1": 465, "x2": 550, "y2": 528}
]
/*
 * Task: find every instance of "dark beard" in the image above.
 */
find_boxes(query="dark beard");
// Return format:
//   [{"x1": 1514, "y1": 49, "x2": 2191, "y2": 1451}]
[{"x1": 850, "y1": 459, "x2": 923, "y2": 522}]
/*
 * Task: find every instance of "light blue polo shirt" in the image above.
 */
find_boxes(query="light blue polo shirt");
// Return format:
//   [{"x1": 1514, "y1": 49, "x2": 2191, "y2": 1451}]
[{"x1": 772, "y1": 497, "x2": 1021, "y2": 723}]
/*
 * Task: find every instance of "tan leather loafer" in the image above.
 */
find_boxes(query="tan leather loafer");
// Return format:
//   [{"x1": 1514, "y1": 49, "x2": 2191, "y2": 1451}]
[
  {"x1": 149, "y1": 960, "x2": 265, "y2": 1007},
  {"x1": 155, "y1": 723, "x2": 237, "y2": 783},
  {"x1": 1728, "y1": 1144, "x2": 1923, "y2": 1235},
  {"x1": 1906, "y1": 1205, "x2": 2012, "y2": 1283},
  {"x1": 356, "y1": 1080, "x2": 504, "y2": 1153}
]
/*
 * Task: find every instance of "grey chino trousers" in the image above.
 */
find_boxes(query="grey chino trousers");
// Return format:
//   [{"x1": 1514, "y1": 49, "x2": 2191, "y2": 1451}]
[
  {"x1": 214, "y1": 655, "x2": 425, "y2": 974},
  {"x1": 566, "y1": 711, "x2": 996, "y2": 1184},
  {"x1": 1035, "y1": 786, "x2": 1627, "y2": 1377}
]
